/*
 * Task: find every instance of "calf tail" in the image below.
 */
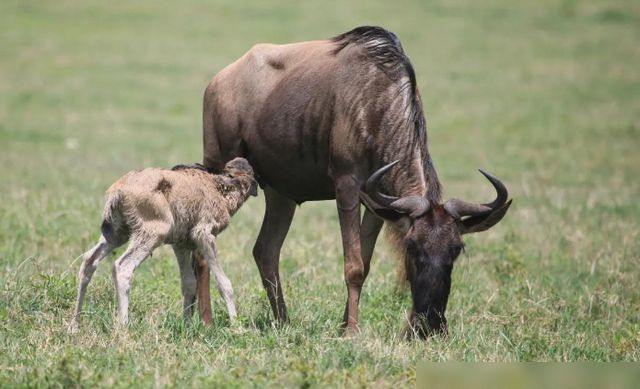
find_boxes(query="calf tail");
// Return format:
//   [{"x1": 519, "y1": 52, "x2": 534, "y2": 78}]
[{"x1": 101, "y1": 190, "x2": 124, "y2": 244}]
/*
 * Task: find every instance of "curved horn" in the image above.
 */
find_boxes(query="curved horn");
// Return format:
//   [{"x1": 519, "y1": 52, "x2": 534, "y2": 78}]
[
  {"x1": 443, "y1": 169, "x2": 509, "y2": 219},
  {"x1": 364, "y1": 160, "x2": 430, "y2": 218},
  {"x1": 390, "y1": 196, "x2": 430, "y2": 218},
  {"x1": 365, "y1": 160, "x2": 400, "y2": 207},
  {"x1": 478, "y1": 169, "x2": 508, "y2": 209}
]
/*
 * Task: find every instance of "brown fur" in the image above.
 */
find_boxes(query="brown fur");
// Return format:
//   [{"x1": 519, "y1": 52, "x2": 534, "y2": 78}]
[
  {"x1": 195, "y1": 27, "x2": 511, "y2": 337},
  {"x1": 193, "y1": 254, "x2": 212, "y2": 324}
]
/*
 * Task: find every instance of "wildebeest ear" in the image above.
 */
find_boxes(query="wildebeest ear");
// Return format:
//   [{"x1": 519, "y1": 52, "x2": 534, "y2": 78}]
[
  {"x1": 359, "y1": 191, "x2": 403, "y2": 221},
  {"x1": 458, "y1": 199, "x2": 512, "y2": 234}
]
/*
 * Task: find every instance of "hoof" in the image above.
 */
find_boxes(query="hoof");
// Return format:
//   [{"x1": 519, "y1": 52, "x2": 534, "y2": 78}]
[
  {"x1": 67, "y1": 323, "x2": 80, "y2": 334},
  {"x1": 342, "y1": 325, "x2": 360, "y2": 338}
]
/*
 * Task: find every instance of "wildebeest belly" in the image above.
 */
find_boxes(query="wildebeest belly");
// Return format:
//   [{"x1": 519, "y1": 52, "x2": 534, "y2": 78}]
[
  {"x1": 249, "y1": 151, "x2": 336, "y2": 202},
  {"x1": 246, "y1": 116, "x2": 337, "y2": 202}
]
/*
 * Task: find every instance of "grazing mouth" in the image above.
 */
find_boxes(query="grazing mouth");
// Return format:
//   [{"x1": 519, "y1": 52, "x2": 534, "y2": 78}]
[{"x1": 403, "y1": 310, "x2": 448, "y2": 340}]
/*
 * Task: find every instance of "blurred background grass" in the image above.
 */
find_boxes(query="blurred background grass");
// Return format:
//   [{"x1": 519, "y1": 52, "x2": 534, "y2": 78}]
[{"x1": 1, "y1": 0, "x2": 639, "y2": 386}]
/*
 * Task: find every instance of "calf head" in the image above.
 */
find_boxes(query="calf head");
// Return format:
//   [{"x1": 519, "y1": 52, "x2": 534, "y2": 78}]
[{"x1": 222, "y1": 157, "x2": 258, "y2": 197}]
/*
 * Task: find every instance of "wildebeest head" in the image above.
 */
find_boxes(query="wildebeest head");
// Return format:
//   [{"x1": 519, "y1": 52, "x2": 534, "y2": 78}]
[{"x1": 360, "y1": 161, "x2": 512, "y2": 339}]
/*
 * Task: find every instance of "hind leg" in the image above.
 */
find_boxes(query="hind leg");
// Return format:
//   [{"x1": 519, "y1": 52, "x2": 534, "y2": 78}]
[
  {"x1": 112, "y1": 239, "x2": 156, "y2": 328},
  {"x1": 69, "y1": 235, "x2": 118, "y2": 333}
]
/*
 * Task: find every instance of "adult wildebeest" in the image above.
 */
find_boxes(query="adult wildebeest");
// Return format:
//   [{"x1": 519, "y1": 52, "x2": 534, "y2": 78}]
[{"x1": 195, "y1": 26, "x2": 511, "y2": 338}]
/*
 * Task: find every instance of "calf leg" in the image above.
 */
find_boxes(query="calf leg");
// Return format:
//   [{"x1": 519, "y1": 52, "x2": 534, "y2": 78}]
[
  {"x1": 112, "y1": 240, "x2": 155, "y2": 327},
  {"x1": 253, "y1": 186, "x2": 296, "y2": 324},
  {"x1": 69, "y1": 235, "x2": 117, "y2": 333},
  {"x1": 172, "y1": 246, "x2": 198, "y2": 321},
  {"x1": 196, "y1": 233, "x2": 236, "y2": 321}
]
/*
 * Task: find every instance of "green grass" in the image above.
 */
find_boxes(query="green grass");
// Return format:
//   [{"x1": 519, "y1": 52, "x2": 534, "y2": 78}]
[{"x1": 1, "y1": 0, "x2": 639, "y2": 386}]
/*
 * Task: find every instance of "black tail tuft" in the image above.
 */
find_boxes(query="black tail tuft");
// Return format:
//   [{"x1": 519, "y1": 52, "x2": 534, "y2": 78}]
[{"x1": 101, "y1": 220, "x2": 114, "y2": 243}]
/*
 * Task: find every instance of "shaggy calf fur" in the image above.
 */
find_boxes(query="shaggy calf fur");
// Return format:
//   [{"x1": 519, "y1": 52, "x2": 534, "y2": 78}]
[{"x1": 69, "y1": 157, "x2": 257, "y2": 332}]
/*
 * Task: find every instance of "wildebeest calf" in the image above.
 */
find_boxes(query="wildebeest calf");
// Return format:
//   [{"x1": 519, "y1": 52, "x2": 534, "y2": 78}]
[{"x1": 68, "y1": 157, "x2": 257, "y2": 332}]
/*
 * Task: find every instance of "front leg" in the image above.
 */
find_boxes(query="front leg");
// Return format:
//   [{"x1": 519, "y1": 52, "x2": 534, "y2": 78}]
[
  {"x1": 196, "y1": 232, "x2": 237, "y2": 321},
  {"x1": 335, "y1": 174, "x2": 365, "y2": 335}
]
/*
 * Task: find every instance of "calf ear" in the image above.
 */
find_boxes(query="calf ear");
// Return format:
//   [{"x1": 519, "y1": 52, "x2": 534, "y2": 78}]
[
  {"x1": 249, "y1": 179, "x2": 258, "y2": 197},
  {"x1": 224, "y1": 176, "x2": 258, "y2": 197}
]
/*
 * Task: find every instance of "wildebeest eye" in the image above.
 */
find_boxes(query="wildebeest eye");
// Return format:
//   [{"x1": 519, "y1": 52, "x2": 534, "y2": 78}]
[
  {"x1": 406, "y1": 240, "x2": 421, "y2": 256},
  {"x1": 449, "y1": 245, "x2": 464, "y2": 259},
  {"x1": 406, "y1": 240, "x2": 429, "y2": 270}
]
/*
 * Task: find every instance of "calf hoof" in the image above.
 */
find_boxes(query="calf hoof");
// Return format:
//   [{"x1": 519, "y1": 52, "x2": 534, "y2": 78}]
[
  {"x1": 115, "y1": 318, "x2": 129, "y2": 331},
  {"x1": 229, "y1": 321, "x2": 248, "y2": 335},
  {"x1": 67, "y1": 322, "x2": 80, "y2": 334}
]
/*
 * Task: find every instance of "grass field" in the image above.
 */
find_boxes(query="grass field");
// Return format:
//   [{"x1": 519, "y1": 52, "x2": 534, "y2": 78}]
[{"x1": 1, "y1": 0, "x2": 639, "y2": 386}]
